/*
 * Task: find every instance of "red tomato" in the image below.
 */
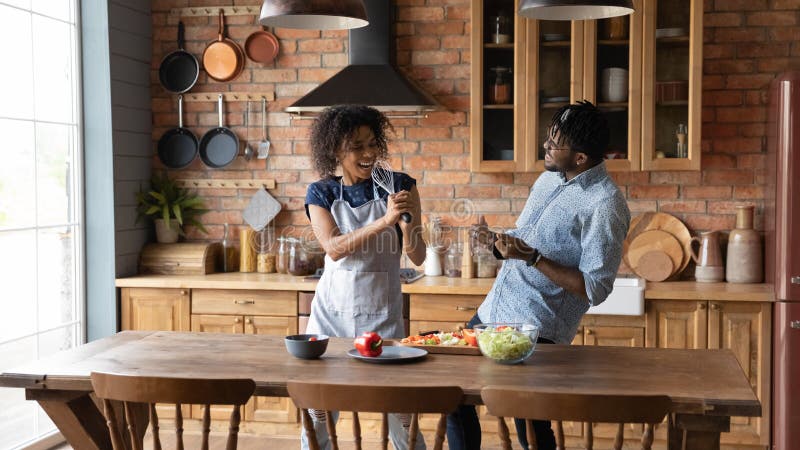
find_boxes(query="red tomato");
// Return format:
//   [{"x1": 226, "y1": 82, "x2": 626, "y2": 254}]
[
  {"x1": 309, "y1": 337, "x2": 317, "y2": 341},
  {"x1": 462, "y1": 329, "x2": 478, "y2": 347}
]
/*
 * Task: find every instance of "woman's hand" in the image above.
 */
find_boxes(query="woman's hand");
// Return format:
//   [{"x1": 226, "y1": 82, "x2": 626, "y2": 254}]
[
  {"x1": 384, "y1": 190, "x2": 412, "y2": 226},
  {"x1": 494, "y1": 233, "x2": 536, "y2": 261}
]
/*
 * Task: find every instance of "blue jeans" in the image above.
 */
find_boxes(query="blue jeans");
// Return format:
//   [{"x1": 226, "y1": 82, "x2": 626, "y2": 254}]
[{"x1": 445, "y1": 315, "x2": 556, "y2": 450}]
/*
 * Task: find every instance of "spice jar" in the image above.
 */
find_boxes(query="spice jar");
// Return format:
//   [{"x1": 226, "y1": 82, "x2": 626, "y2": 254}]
[
  {"x1": 444, "y1": 244, "x2": 463, "y2": 278},
  {"x1": 488, "y1": 67, "x2": 512, "y2": 105},
  {"x1": 476, "y1": 248, "x2": 497, "y2": 278},
  {"x1": 276, "y1": 237, "x2": 288, "y2": 274},
  {"x1": 256, "y1": 226, "x2": 276, "y2": 273},
  {"x1": 490, "y1": 15, "x2": 511, "y2": 44}
]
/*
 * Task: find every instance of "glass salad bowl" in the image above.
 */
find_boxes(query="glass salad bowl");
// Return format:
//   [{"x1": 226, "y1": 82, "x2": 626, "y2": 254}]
[{"x1": 474, "y1": 323, "x2": 539, "y2": 364}]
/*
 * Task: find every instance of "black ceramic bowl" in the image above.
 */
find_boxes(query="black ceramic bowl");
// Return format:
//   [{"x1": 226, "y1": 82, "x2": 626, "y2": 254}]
[{"x1": 284, "y1": 334, "x2": 329, "y2": 359}]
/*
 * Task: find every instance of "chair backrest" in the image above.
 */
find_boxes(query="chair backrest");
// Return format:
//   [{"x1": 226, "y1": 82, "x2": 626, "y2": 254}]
[
  {"x1": 481, "y1": 386, "x2": 672, "y2": 450},
  {"x1": 91, "y1": 372, "x2": 255, "y2": 450},
  {"x1": 287, "y1": 381, "x2": 463, "y2": 450}
]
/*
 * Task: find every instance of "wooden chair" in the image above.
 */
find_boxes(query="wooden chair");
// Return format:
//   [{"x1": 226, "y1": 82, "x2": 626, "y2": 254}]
[
  {"x1": 481, "y1": 386, "x2": 672, "y2": 450},
  {"x1": 90, "y1": 372, "x2": 255, "y2": 450},
  {"x1": 287, "y1": 381, "x2": 463, "y2": 450}
]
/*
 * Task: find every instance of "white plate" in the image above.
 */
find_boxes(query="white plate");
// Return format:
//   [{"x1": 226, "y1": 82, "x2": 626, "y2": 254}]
[{"x1": 347, "y1": 346, "x2": 428, "y2": 364}]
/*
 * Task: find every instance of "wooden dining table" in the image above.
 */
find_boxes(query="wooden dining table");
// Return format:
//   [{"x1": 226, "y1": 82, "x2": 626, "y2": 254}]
[{"x1": 0, "y1": 331, "x2": 759, "y2": 450}]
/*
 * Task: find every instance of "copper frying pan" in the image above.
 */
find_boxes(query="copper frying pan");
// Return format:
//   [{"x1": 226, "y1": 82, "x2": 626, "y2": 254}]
[
  {"x1": 245, "y1": 26, "x2": 280, "y2": 64},
  {"x1": 202, "y1": 9, "x2": 244, "y2": 82}
]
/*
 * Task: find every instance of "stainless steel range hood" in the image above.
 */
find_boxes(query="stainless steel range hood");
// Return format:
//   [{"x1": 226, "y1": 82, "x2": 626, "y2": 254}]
[{"x1": 285, "y1": 0, "x2": 439, "y2": 115}]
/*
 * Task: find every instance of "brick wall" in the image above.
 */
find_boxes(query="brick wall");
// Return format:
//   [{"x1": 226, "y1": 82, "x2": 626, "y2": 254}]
[{"x1": 150, "y1": 0, "x2": 799, "y2": 242}]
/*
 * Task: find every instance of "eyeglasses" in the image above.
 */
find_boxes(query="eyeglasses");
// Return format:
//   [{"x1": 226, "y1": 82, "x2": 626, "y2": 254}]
[{"x1": 543, "y1": 138, "x2": 570, "y2": 152}]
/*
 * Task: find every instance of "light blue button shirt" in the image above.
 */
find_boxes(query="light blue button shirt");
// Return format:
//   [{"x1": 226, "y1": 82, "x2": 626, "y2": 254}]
[{"x1": 477, "y1": 163, "x2": 630, "y2": 344}]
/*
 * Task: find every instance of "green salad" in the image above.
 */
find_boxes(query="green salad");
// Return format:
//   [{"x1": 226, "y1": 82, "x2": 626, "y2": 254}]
[{"x1": 477, "y1": 327, "x2": 534, "y2": 361}]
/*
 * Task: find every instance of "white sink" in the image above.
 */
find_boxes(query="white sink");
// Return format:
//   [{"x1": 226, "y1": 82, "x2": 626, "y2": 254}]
[{"x1": 585, "y1": 277, "x2": 645, "y2": 316}]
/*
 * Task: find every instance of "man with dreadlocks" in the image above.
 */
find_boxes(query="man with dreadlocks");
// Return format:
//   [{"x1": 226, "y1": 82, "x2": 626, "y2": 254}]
[{"x1": 446, "y1": 101, "x2": 630, "y2": 450}]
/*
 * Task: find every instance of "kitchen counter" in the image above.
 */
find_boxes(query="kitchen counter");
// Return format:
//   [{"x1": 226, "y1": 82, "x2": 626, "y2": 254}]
[{"x1": 116, "y1": 273, "x2": 774, "y2": 302}]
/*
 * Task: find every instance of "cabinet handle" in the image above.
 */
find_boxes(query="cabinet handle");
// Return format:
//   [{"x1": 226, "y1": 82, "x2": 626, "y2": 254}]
[
  {"x1": 790, "y1": 321, "x2": 800, "y2": 329},
  {"x1": 455, "y1": 306, "x2": 477, "y2": 311},
  {"x1": 698, "y1": 303, "x2": 706, "y2": 310},
  {"x1": 586, "y1": 329, "x2": 594, "y2": 335},
  {"x1": 234, "y1": 299, "x2": 255, "y2": 305},
  {"x1": 180, "y1": 290, "x2": 187, "y2": 296},
  {"x1": 791, "y1": 276, "x2": 800, "y2": 285},
  {"x1": 246, "y1": 318, "x2": 252, "y2": 325},
  {"x1": 234, "y1": 317, "x2": 241, "y2": 323},
  {"x1": 711, "y1": 303, "x2": 720, "y2": 311}
]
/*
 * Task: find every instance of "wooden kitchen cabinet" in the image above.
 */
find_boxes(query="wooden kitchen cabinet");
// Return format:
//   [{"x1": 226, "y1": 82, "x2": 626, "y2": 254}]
[
  {"x1": 647, "y1": 300, "x2": 770, "y2": 446},
  {"x1": 409, "y1": 293, "x2": 482, "y2": 334},
  {"x1": 190, "y1": 289, "x2": 299, "y2": 424},
  {"x1": 120, "y1": 287, "x2": 190, "y2": 331},
  {"x1": 470, "y1": 0, "x2": 702, "y2": 172}
]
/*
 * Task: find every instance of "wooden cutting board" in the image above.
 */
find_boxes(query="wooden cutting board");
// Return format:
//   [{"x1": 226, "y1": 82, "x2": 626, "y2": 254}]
[
  {"x1": 633, "y1": 250, "x2": 674, "y2": 282},
  {"x1": 623, "y1": 212, "x2": 691, "y2": 276},
  {"x1": 626, "y1": 229, "x2": 684, "y2": 277}
]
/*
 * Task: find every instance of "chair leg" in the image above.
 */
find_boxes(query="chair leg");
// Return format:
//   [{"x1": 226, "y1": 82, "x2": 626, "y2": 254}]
[
  {"x1": 380, "y1": 413, "x2": 389, "y2": 450},
  {"x1": 202, "y1": 405, "x2": 211, "y2": 450},
  {"x1": 613, "y1": 423, "x2": 624, "y2": 450},
  {"x1": 526, "y1": 419, "x2": 538, "y2": 450},
  {"x1": 433, "y1": 413, "x2": 446, "y2": 450},
  {"x1": 102, "y1": 399, "x2": 126, "y2": 450},
  {"x1": 149, "y1": 404, "x2": 162, "y2": 450},
  {"x1": 641, "y1": 423, "x2": 655, "y2": 450},
  {"x1": 325, "y1": 411, "x2": 339, "y2": 450},
  {"x1": 555, "y1": 421, "x2": 564, "y2": 450},
  {"x1": 123, "y1": 402, "x2": 143, "y2": 450},
  {"x1": 497, "y1": 417, "x2": 512, "y2": 450},
  {"x1": 301, "y1": 409, "x2": 321, "y2": 450},
  {"x1": 175, "y1": 404, "x2": 184, "y2": 450},
  {"x1": 584, "y1": 422, "x2": 593, "y2": 450},
  {"x1": 225, "y1": 404, "x2": 241, "y2": 450},
  {"x1": 352, "y1": 411, "x2": 362, "y2": 450}
]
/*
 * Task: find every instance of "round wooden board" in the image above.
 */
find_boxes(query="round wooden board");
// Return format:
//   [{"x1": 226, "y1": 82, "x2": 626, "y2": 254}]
[
  {"x1": 623, "y1": 212, "x2": 691, "y2": 276},
  {"x1": 633, "y1": 250, "x2": 674, "y2": 282},
  {"x1": 626, "y1": 230, "x2": 683, "y2": 278}
]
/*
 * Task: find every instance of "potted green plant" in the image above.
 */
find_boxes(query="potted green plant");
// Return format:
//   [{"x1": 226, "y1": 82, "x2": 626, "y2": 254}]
[{"x1": 136, "y1": 174, "x2": 208, "y2": 243}]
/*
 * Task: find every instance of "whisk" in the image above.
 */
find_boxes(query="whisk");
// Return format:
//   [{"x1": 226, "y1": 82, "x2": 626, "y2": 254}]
[{"x1": 371, "y1": 159, "x2": 412, "y2": 223}]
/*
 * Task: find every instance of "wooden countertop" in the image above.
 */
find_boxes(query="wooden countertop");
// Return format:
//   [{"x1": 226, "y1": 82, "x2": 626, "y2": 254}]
[{"x1": 116, "y1": 273, "x2": 774, "y2": 302}]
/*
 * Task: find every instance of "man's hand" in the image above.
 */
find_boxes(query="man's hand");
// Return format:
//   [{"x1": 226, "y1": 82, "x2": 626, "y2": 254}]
[{"x1": 494, "y1": 233, "x2": 536, "y2": 261}]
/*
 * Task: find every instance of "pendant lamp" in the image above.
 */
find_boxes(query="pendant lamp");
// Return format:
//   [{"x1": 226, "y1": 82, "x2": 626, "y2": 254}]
[
  {"x1": 518, "y1": 0, "x2": 634, "y2": 20},
  {"x1": 260, "y1": 0, "x2": 369, "y2": 30}
]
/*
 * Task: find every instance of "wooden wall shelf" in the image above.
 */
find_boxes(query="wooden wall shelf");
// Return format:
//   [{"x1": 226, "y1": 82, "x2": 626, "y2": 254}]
[
  {"x1": 175, "y1": 179, "x2": 276, "y2": 190},
  {"x1": 170, "y1": 6, "x2": 260, "y2": 17},
  {"x1": 181, "y1": 92, "x2": 275, "y2": 103}
]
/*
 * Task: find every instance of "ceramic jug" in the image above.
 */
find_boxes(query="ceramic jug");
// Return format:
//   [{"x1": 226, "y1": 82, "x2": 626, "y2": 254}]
[
  {"x1": 726, "y1": 205, "x2": 763, "y2": 283},
  {"x1": 690, "y1": 231, "x2": 724, "y2": 282}
]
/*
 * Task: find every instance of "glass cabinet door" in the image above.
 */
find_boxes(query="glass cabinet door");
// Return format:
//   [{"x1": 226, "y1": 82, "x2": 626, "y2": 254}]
[
  {"x1": 471, "y1": 0, "x2": 526, "y2": 172},
  {"x1": 641, "y1": 0, "x2": 702, "y2": 170},
  {"x1": 525, "y1": 20, "x2": 585, "y2": 171},
  {"x1": 581, "y1": 0, "x2": 643, "y2": 171}
]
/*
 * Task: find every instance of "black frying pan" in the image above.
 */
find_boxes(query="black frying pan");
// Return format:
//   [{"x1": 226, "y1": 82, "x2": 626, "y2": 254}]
[
  {"x1": 199, "y1": 94, "x2": 239, "y2": 168},
  {"x1": 159, "y1": 21, "x2": 199, "y2": 94},
  {"x1": 157, "y1": 95, "x2": 198, "y2": 169}
]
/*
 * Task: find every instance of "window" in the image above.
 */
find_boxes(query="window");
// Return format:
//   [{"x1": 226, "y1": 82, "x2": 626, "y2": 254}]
[{"x1": 0, "y1": 0, "x2": 83, "y2": 447}]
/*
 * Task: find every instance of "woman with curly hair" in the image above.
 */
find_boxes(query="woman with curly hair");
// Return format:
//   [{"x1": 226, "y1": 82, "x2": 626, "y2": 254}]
[{"x1": 302, "y1": 105, "x2": 426, "y2": 450}]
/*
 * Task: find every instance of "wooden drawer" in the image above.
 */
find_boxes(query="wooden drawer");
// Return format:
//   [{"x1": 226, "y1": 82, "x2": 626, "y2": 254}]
[
  {"x1": 192, "y1": 289, "x2": 296, "y2": 316},
  {"x1": 409, "y1": 294, "x2": 482, "y2": 322},
  {"x1": 298, "y1": 291, "x2": 314, "y2": 315}
]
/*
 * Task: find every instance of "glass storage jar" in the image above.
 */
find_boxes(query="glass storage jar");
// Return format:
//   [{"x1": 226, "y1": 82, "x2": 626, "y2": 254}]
[
  {"x1": 288, "y1": 238, "x2": 323, "y2": 276},
  {"x1": 488, "y1": 67, "x2": 512, "y2": 105},
  {"x1": 256, "y1": 226, "x2": 276, "y2": 273},
  {"x1": 476, "y1": 248, "x2": 497, "y2": 278},
  {"x1": 444, "y1": 244, "x2": 463, "y2": 278},
  {"x1": 489, "y1": 14, "x2": 511, "y2": 44},
  {"x1": 276, "y1": 237, "x2": 288, "y2": 274}
]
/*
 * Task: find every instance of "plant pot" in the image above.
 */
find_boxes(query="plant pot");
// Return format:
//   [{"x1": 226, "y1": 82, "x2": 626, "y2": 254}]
[{"x1": 155, "y1": 219, "x2": 180, "y2": 244}]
